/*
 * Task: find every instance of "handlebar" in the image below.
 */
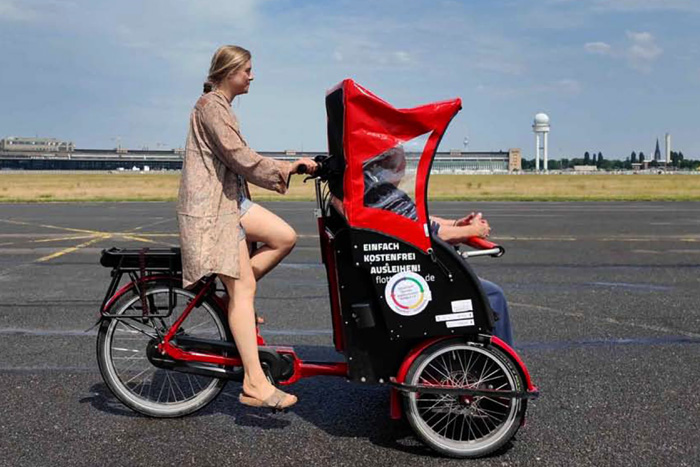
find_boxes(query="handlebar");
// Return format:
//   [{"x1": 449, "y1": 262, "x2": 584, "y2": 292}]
[
  {"x1": 290, "y1": 154, "x2": 335, "y2": 182},
  {"x1": 287, "y1": 162, "x2": 312, "y2": 186},
  {"x1": 461, "y1": 237, "x2": 505, "y2": 258}
]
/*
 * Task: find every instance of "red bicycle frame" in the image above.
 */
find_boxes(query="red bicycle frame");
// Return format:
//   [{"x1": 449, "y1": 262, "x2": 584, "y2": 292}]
[{"x1": 147, "y1": 271, "x2": 348, "y2": 386}]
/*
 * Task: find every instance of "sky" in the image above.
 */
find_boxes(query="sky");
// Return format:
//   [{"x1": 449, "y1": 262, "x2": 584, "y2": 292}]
[{"x1": 1, "y1": 0, "x2": 698, "y2": 160}]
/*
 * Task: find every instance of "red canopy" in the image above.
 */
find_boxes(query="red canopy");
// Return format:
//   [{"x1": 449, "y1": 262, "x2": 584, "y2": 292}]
[{"x1": 328, "y1": 79, "x2": 462, "y2": 252}]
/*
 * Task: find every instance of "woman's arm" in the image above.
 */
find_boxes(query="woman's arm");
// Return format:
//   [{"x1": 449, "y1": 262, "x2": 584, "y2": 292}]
[{"x1": 200, "y1": 101, "x2": 291, "y2": 194}]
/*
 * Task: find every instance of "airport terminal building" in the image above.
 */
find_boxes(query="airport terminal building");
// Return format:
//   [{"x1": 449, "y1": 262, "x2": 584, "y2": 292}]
[{"x1": 0, "y1": 137, "x2": 521, "y2": 172}]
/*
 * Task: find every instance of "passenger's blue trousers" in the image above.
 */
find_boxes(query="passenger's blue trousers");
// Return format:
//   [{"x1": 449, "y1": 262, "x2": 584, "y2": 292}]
[{"x1": 479, "y1": 278, "x2": 513, "y2": 346}]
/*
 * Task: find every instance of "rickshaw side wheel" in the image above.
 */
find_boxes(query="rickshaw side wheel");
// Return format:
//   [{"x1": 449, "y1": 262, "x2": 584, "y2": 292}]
[{"x1": 402, "y1": 338, "x2": 526, "y2": 458}]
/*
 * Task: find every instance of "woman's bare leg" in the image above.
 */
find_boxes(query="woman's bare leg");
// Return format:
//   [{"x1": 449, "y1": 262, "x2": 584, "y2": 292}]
[
  {"x1": 218, "y1": 240, "x2": 296, "y2": 406},
  {"x1": 240, "y1": 203, "x2": 297, "y2": 280}
]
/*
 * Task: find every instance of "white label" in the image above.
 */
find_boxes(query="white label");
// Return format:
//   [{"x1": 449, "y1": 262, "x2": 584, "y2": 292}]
[
  {"x1": 384, "y1": 271, "x2": 432, "y2": 316},
  {"x1": 446, "y1": 319, "x2": 475, "y2": 328},
  {"x1": 451, "y1": 299, "x2": 473, "y2": 313},
  {"x1": 435, "y1": 312, "x2": 474, "y2": 322}
]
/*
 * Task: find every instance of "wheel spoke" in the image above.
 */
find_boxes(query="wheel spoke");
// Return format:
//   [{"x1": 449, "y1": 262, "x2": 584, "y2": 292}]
[
  {"x1": 484, "y1": 396, "x2": 511, "y2": 409},
  {"x1": 115, "y1": 319, "x2": 158, "y2": 340},
  {"x1": 186, "y1": 374, "x2": 196, "y2": 398},
  {"x1": 184, "y1": 320, "x2": 215, "y2": 333},
  {"x1": 124, "y1": 366, "x2": 152, "y2": 386},
  {"x1": 425, "y1": 359, "x2": 453, "y2": 383},
  {"x1": 155, "y1": 372, "x2": 167, "y2": 403}
]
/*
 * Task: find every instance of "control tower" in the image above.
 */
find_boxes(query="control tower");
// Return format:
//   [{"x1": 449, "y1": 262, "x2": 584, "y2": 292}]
[{"x1": 533, "y1": 113, "x2": 550, "y2": 172}]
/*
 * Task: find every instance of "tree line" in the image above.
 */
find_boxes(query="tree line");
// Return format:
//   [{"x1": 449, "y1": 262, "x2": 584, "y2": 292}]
[{"x1": 521, "y1": 151, "x2": 700, "y2": 171}]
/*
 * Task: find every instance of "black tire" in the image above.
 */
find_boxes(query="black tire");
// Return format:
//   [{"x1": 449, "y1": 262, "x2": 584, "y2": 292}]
[
  {"x1": 96, "y1": 281, "x2": 229, "y2": 418},
  {"x1": 403, "y1": 338, "x2": 526, "y2": 458}
]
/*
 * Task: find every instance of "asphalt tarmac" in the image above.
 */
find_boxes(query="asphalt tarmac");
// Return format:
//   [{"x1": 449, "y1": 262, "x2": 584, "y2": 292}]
[{"x1": 1, "y1": 201, "x2": 699, "y2": 466}]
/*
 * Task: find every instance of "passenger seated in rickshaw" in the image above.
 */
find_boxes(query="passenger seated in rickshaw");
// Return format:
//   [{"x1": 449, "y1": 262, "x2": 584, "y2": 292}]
[{"x1": 332, "y1": 146, "x2": 514, "y2": 345}]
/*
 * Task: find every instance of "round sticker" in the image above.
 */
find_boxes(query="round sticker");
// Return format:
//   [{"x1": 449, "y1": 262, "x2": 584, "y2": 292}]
[{"x1": 384, "y1": 271, "x2": 432, "y2": 316}]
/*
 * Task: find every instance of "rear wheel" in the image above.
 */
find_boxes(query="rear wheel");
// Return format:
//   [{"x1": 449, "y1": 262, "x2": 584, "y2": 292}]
[
  {"x1": 97, "y1": 282, "x2": 229, "y2": 417},
  {"x1": 403, "y1": 339, "x2": 525, "y2": 458}
]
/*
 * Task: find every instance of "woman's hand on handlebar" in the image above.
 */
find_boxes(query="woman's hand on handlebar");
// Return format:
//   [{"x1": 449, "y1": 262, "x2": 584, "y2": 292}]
[{"x1": 291, "y1": 158, "x2": 318, "y2": 175}]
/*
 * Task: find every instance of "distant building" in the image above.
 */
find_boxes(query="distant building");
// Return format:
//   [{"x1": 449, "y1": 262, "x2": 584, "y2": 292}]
[
  {"x1": 430, "y1": 149, "x2": 520, "y2": 172},
  {"x1": 508, "y1": 148, "x2": 521, "y2": 172},
  {"x1": 0, "y1": 145, "x2": 522, "y2": 172},
  {"x1": 0, "y1": 137, "x2": 74, "y2": 152},
  {"x1": 573, "y1": 165, "x2": 598, "y2": 172}
]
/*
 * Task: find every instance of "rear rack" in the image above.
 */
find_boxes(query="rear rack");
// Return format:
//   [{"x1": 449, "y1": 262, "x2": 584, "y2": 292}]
[
  {"x1": 99, "y1": 247, "x2": 183, "y2": 318},
  {"x1": 100, "y1": 247, "x2": 182, "y2": 272}
]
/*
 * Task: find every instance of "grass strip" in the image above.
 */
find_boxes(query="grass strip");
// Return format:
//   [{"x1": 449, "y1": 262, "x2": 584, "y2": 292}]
[{"x1": 1, "y1": 173, "x2": 699, "y2": 202}]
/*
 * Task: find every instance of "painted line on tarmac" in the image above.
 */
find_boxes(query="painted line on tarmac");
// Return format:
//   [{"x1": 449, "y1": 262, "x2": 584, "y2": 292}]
[
  {"x1": 517, "y1": 336, "x2": 700, "y2": 351},
  {"x1": 36, "y1": 236, "x2": 107, "y2": 262},
  {"x1": 2, "y1": 336, "x2": 699, "y2": 374},
  {"x1": 286, "y1": 234, "x2": 700, "y2": 242},
  {"x1": 0, "y1": 218, "x2": 100, "y2": 235},
  {"x1": 0, "y1": 233, "x2": 97, "y2": 238},
  {"x1": 632, "y1": 249, "x2": 700, "y2": 254},
  {"x1": 5, "y1": 325, "x2": 700, "y2": 345},
  {"x1": 0, "y1": 366, "x2": 98, "y2": 373},
  {"x1": 497, "y1": 235, "x2": 700, "y2": 242},
  {"x1": 587, "y1": 281, "x2": 673, "y2": 291},
  {"x1": 513, "y1": 301, "x2": 700, "y2": 338},
  {"x1": 431, "y1": 205, "x2": 700, "y2": 214},
  {"x1": 130, "y1": 218, "x2": 174, "y2": 231},
  {"x1": 0, "y1": 328, "x2": 332, "y2": 337},
  {"x1": 0, "y1": 218, "x2": 179, "y2": 262}
]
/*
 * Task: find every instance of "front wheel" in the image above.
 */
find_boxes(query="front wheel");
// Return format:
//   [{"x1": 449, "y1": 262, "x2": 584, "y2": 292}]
[
  {"x1": 97, "y1": 282, "x2": 229, "y2": 417},
  {"x1": 403, "y1": 338, "x2": 526, "y2": 458}
]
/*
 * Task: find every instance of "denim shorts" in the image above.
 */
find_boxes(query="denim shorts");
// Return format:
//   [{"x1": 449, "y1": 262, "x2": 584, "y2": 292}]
[{"x1": 238, "y1": 197, "x2": 254, "y2": 241}]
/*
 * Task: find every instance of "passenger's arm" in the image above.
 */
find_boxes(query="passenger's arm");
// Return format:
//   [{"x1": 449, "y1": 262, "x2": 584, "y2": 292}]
[
  {"x1": 429, "y1": 212, "x2": 479, "y2": 228},
  {"x1": 329, "y1": 195, "x2": 345, "y2": 216},
  {"x1": 436, "y1": 223, "x2": 489, "y2": 245}
]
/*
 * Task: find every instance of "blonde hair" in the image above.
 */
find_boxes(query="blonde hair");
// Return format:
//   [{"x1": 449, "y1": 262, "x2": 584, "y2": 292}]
[{"x1": 203, "y1": 45, "x2": 251, "y2": 93}]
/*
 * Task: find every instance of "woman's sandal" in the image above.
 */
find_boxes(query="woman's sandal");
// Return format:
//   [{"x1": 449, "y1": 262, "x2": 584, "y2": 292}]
[{"x1": 239, "y1": 388, "x2": 298, "y2": 411}]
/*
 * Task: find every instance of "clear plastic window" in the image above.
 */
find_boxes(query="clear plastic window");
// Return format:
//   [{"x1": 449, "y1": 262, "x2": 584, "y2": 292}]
[{"x1": 362, "y1": 133, "x2": 429, "y2": 220}]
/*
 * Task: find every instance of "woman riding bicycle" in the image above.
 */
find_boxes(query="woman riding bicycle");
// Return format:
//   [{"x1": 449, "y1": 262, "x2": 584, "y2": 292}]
[{"x1": 177, "y1": 45, "x2": 316, "y2": 410}]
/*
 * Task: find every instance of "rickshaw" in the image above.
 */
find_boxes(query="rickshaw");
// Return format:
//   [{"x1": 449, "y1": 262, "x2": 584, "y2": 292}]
[{"x1": 96, "y1": 79, "x2": 539, "y2": 458}]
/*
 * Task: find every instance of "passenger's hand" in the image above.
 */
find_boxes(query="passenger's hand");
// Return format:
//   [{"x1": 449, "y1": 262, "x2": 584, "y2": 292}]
[
  {"x1": 455, "y1": 212, "x2": 477, "y2": 226},
  {"x1": 291, "y1": 158, "x2": 318, "y2": 175},
  {"x1": 472, "y1": 217, "x2": 491, "y2": 238}
]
